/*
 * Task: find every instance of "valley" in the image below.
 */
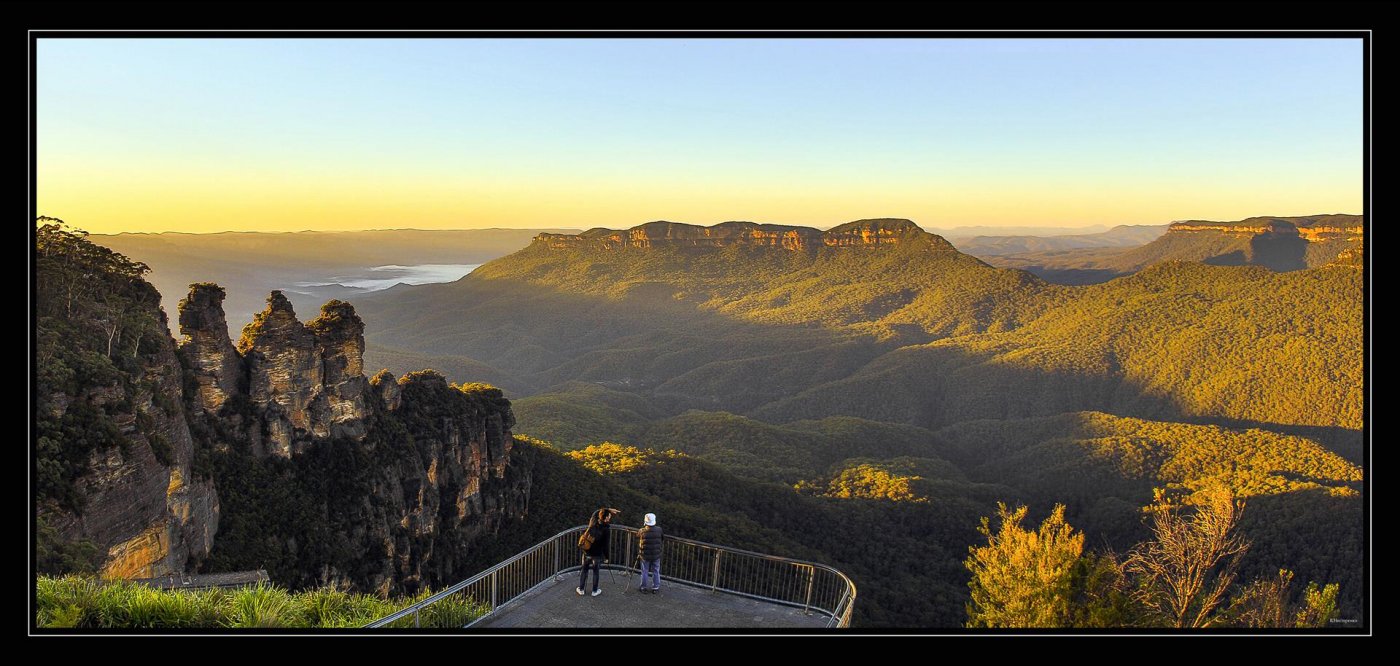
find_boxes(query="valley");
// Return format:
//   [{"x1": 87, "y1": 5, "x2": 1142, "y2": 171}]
[{"x1": 35, "y1": 215, "x2": 1366, "y2": 628}]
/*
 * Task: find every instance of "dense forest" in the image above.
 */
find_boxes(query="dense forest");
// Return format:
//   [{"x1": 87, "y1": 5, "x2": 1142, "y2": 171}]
[
  {"x1": 35, "y1": 217, "x2": 1366, "y2": 628},
  {"x1": 349, "y1": 218, "x2": 1364, "y2": 626}
]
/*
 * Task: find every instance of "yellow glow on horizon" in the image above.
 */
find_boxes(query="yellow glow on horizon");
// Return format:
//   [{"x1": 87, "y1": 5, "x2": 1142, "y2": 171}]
[{"x1": 38, "y1": 162, "x2": 1362, "y2": 235}]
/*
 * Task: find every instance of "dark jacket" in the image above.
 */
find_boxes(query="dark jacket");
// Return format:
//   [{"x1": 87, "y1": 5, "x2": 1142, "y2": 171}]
[
  {"x1": 638, "y1": 524, "x2": 664, "y2": 561},
  {"x1": 584, "y1": 512, "x2": 612, "y2": 558}
]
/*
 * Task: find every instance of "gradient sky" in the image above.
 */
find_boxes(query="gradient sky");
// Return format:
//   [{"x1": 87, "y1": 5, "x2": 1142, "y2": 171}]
[{"x1": 36, "y1": 38, "x2": 1362, "y2": 234}]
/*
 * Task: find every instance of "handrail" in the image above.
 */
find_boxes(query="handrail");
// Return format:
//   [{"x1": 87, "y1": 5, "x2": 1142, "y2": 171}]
[{"x1": 366, "y1": 524, "x2": 857, "y2": 629}]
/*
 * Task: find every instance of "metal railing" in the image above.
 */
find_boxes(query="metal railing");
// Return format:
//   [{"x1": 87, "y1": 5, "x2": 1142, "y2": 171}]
[{"x1": 366, "y1": 524, "x2": 856, "y2": 628}]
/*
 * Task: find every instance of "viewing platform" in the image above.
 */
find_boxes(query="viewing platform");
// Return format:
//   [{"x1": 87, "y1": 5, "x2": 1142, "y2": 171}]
[{"x1": 368, "y1": 525, "x2": 856, "y2": 630}]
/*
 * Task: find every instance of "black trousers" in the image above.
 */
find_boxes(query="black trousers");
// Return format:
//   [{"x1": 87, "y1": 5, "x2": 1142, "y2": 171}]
[{"x1": 579, "y1": 555, "x2": 602, "y2": 591}]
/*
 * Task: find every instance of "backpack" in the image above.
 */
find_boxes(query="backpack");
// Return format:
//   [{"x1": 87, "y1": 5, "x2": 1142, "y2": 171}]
[{"x1": 578, "y1": 523, "x2": 601, "y2": 552}]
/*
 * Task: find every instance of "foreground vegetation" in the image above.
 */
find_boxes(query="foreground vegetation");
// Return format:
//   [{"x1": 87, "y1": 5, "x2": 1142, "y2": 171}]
[
  {"x1": 964, "y1": 486, "x2": 1343, "y2": 629},
  {"x1": 34, "y1": 576, "x2": 485, "y2": 629},
  {"x1": 520, "y1": 437, "x2": 1360, "y2": 627}
]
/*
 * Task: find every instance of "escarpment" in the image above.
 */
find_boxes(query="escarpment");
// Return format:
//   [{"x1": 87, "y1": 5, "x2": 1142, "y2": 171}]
[
  {"x1": 55, "y1": 320, "x2": 222, "y2": 580},
  {"x1": 37, "y1": 256, "x2": 219, "y2": 580},
  {"x1": 178, "y1": 287, "x2": 532, "y2": 593},
  {"x1": 534, "y1": 218, "x2": 933, "y2": 252},
  {"x1": 38, "y1": 227, "x2": 533, "y2": 594},
  {"x1": 1107, "y1": 214, "x2": 1365, "y2": 273},
  {"x1": 1166, "y1": 215, "x2": 1364, "y2": 241}
]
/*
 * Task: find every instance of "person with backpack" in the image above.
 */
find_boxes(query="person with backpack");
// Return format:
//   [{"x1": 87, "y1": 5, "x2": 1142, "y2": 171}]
[
  {"x1": 636, "y1": 512, "x2": 664, "y2": 594},
  {"x1": 577, "y1": 506, "x2": 619, "y2": 597}
]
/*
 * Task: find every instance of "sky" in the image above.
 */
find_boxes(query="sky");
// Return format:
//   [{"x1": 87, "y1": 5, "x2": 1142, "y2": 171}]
[{"x1": 36, "y1": 38, "x2": 1363, "y2": 234}]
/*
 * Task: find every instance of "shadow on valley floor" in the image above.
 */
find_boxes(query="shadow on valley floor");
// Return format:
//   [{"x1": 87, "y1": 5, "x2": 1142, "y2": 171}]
[
  {"x1": 1186, "y1": 418, "x2": 1364, "y2": 464},
  {"x1": 1017, "y1": 266, "x2": 1127, "y2": 285},
  {"x1": 348, "y1": 272, "x2": 1360, "y2": 467},
  {"x1": 353, "y1": 275, "x2": 896, "y2": 417},
  {"x1": 339, "y1": 273, "x2": 1365, "y2": 627}
]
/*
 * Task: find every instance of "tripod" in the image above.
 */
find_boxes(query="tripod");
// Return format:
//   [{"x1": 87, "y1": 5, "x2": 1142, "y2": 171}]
[{"x1": 617, "y1": 556, "x2": 639, "y2": 594}]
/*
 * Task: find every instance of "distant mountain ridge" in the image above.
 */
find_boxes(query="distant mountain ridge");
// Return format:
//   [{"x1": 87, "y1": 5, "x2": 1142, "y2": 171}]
[
  {"x1": 984, "y1": 214, "x2": 1363, "y2": 284},
  {"x1": 534, "y1": 218, "x2": 932, "y2": 252},
  {"x1": 94, "y1": 228, "x2": 577, "y2": 335},
  {"x1": 1167, "y1": 214, "x2": 1362, "y2": 238},
  {"x1": 951, "y1": 224, "x2": 1169, "y2": 257},
  {"x1": 358, "y1": 217, "x2": 1361, "y2": 438},
  {"x1": 1109, "y1": 213, "x2": 1363, "y2": 273}
]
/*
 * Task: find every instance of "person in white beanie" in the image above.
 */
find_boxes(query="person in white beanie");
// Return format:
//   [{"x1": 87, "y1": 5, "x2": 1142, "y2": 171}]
[{"x1": 636, "y1": 512, "x2": 664, "y2": 594}]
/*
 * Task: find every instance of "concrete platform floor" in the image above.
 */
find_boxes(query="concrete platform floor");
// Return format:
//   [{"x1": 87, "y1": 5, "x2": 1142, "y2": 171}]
[{"x1": 473, "y1": 571, "x2": 832, "y2": 629}]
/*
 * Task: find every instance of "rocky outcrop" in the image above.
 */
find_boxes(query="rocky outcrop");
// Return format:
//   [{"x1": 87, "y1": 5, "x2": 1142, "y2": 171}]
[
  {"x1": 1106, "y1": 214, "x2": 1366, "y2": 274},
  {"x1": 1168, "y1": 220, "x2": 1300, "y2": 237},
  {"x1": 535, "y1": 218, "x2": 932, "y2": 252},
  {"x1": 173, "y1": 287, "x2": 530, "y2": 594},
  {"x1": 822, "y1": 218, "x2": 926, "y2": 246},
  {"x1": 1297, "y1": 224, "x2": 1364, "y2": 242},
  {"x1": 239, "y1": 292, "x2": 324, "y2": 455},
  {"x1": 178, "y1": 283, "x2": 244, "y2": 411},
  {"x1": 369, "y1": 372, "x2": 530, "y2": 590},
  {"x1": 40, "y1": 227, "x2": 532, "y2": 594},
  {"x1": 539, "y1": 221, "x2": 821, "y2": 251},
  {"x1": 45, "y1": 307, "x2": 221, "y2": 579},
  {"x1": 207, "y1": 292, "x2": 377, "y2": 456},
  {"x1": 1167, "y1": 215, "x2": 1364, "y2": 243},
  {"x1": 307, "y1": 300, "x2": 371, "y2": 441},
  {"x1": 370, "y1": 369, "x2": 402, "y2": 410}
]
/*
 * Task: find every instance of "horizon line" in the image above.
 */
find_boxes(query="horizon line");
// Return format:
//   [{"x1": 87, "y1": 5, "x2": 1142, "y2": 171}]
[{"x1": 79, "y1": 212, "x2": 1362, "y2": 237}]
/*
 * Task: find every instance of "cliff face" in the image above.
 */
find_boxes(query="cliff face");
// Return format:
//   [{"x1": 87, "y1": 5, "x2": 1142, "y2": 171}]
[
  {"x1": 371, "y1": 371, "x2": 529, "y2": 590},
  {"x1": 179, "y1": 288, "x2": 531, "y2": 594},
  {"x1": 184, "y1": 292, "x2": 375, "y2": 457},
  {"x1": 1109, "y1": 214, "x2": 1365, "y2": 273},
  {"x1": 237, "y1": 292, "x2": 327, "y2": 456},
  {"x1": 535, "y1": 218, "x2": 931, "y2": 252},
  {"x1": 308, "y1": 301, "x2": 372, "y2": 442},
  {"x1": 822, "y1": 218, "x2": 927, "y2": 246},
  {"x1": 1166, "y1": 215, "x2": 1364, "y2": 242},
  {"x1": 42, "y1": 307, "x2": 220, "y2": 580},
  {"x1": 177, "y1": 284, "x2": 243, "y2": 412},
  {"x1": 1297, "y1": 225, "x2": 1365, "y2": 242},
  {"x1": 38, "y1": 219, "x2": 533, "y2": 593}
]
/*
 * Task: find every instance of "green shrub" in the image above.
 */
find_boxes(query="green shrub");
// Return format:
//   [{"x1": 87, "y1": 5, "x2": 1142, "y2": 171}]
[{"x1": 33, "y1": 576, "x2": 486, "y2": 629}]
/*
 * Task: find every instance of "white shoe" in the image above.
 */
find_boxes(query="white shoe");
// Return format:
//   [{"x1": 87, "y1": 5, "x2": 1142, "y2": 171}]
[
  {"x1": 591, "y1": 588, "x2": 603, "y2": 597},
  {"x1": 576, "y1": 587, "x2": 585, "y2": 596}
]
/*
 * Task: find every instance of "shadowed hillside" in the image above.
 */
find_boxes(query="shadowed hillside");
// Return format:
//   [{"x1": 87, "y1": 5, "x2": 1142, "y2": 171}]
[
  {"x1": 45, "y1": 217, "x2": 1364, "y2": 627},
  {"x1": 351, "y1": 217, "x2": 1364, "y2": 622},
  {"x1": 983, "y1": 215, "x2": 1363, "y2": 285}
]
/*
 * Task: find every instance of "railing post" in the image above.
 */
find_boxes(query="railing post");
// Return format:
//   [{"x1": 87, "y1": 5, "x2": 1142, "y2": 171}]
[
  {"x1": 369, "y1": 524, "x2": 856, "y2": 629},
  {"x1": 710, "y1": 550, "x2": 722, "y2": 593},
  {"x1": 803, "y1": 566, "x2": 815, "y2": 614},
  {"x1": 626, "y1": 531, "x2": 634, "y2": 572}
]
